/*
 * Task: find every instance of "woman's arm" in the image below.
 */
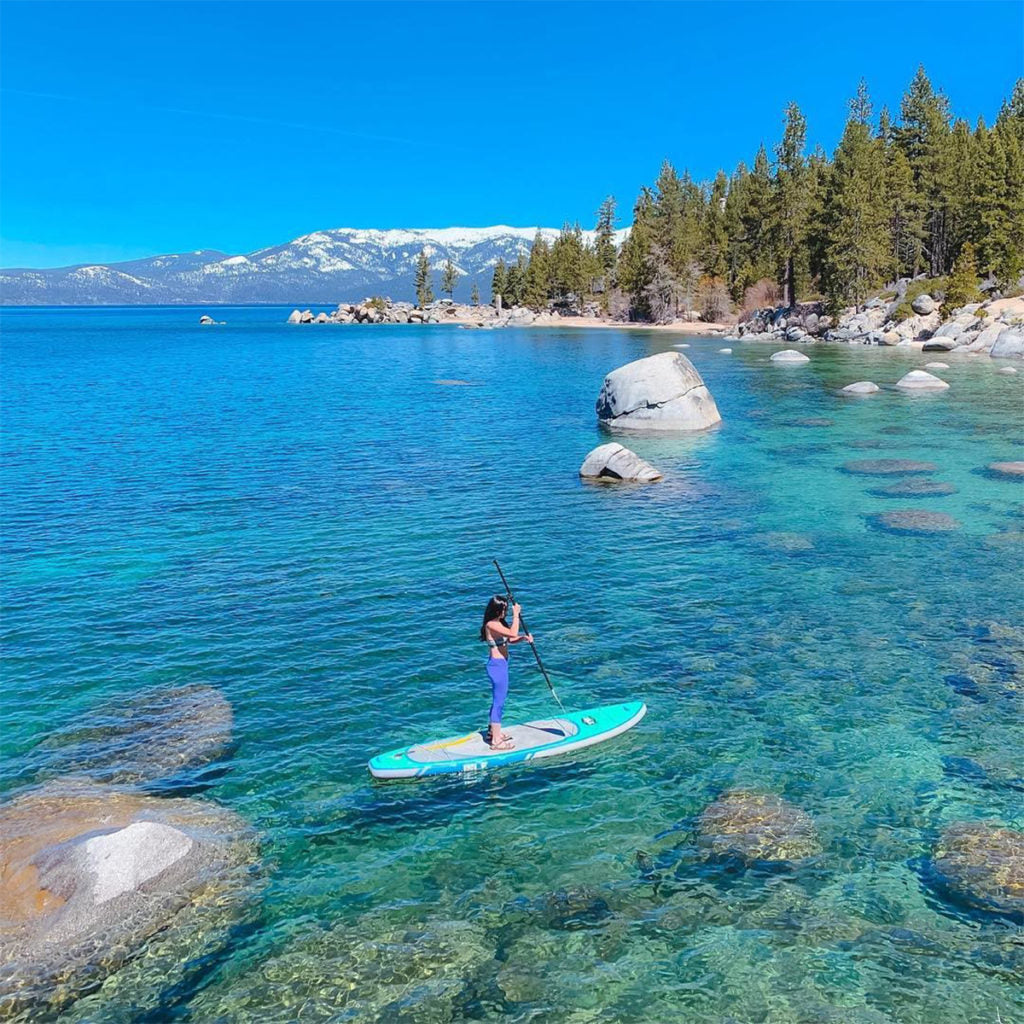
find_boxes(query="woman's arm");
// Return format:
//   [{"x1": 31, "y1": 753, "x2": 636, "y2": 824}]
[{"x1": 487, "y1": 604, "x2": 524, "y2": 639}]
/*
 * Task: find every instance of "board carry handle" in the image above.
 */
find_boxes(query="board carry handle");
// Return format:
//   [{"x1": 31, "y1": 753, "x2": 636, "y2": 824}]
[{"x1": 492, "y1": 559, "x2": 567, "y2": 715}]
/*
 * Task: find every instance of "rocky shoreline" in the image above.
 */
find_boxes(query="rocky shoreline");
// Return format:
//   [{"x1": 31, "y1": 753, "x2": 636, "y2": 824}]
[
  {"x1": 280, "y1": 284, "x2": 1023, "y2": 359},
  {"x1": 283, "y1": 298, "x2": 732, "y2": 334},
  {"x1": 731, "y1": 282, "x2": 1024, "y2": 360}
]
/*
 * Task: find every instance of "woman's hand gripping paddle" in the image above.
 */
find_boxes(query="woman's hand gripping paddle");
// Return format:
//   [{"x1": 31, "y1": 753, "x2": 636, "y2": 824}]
[{"x1": 492, "y1": 559, "x2": 567, "y2": 715}]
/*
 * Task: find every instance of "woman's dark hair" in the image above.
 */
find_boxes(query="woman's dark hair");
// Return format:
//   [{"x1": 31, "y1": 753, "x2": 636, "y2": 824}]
[{"x1": 480, "y1": 594, "x2": 509, "y2": 640}]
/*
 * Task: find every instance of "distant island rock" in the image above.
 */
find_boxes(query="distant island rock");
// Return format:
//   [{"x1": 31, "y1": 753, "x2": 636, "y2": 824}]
[{"x1": 595, "y1": 352, "x2": 721, "y2": 433}]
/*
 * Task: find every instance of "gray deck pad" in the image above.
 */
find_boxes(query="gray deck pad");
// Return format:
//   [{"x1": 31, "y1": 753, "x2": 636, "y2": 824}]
[{"x1": 407, "y1": 718, "x2": 579, "y2": 764}]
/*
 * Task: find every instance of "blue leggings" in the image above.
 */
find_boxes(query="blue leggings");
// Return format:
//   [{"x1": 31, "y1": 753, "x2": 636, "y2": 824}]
[{"x1": 486, "y1": 656, "x2": 509, "y2": 724}]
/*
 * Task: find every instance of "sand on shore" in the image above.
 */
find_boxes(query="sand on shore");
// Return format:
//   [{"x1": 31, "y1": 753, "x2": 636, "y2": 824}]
[{"x1": 443, "y1": 307, "x2": 732, "y2": 334}]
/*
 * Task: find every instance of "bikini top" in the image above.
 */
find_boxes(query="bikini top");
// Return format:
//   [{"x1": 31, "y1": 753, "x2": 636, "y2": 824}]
[{"x1": 484, "y1": 631, "x2": 510, "y2": 649}]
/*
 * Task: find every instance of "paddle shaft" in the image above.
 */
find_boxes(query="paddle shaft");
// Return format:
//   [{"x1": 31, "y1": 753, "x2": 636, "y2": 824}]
[{"x1": 492, "y1": 559, "x2": 566, "y2": 714}]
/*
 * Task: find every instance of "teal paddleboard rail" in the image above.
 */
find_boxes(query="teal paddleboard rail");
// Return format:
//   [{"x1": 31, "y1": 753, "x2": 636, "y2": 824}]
[{"x1": 368, "y1": 700, "x2": 646, "y2": 779}]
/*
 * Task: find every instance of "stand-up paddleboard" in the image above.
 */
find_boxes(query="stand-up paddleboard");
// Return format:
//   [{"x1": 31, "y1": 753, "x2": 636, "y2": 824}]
[{"x1": 368, "y1": 701, "x2": 646, "y2": 780}]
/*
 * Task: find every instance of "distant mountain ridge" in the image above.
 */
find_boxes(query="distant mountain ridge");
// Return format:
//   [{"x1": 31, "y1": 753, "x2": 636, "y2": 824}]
[{"x1": 0, "y1": 226, "x2": 628, "y2": 306}]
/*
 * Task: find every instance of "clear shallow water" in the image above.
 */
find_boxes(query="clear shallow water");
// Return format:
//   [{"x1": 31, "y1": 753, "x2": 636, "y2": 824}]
[{"x1": 2, "y1": 307, "x2": 1022, "y2": 1022}]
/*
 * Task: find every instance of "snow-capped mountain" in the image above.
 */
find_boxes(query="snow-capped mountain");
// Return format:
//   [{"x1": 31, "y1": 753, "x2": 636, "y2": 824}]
[{"x1": 0, "y1": 226, "x2": 628, "y2": 306}]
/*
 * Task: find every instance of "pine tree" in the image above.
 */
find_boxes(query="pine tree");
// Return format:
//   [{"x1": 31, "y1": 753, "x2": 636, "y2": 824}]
[
  {"x1": 617, "y1": 189, "x2": 655, "y2": 319},
  {"x1": 440, "y1": 258, "x2": 459, "y2": 299},
  {"x1": 772, "y1": 102, "x2": 810, "y2": 305},
  {"x1": 524, "y1": 231, "x2": 552, "y2": 310},
  {"x1": 491, "y1": 259, "x2": 508, "y2": 306},
  {"x1": 883, "y1": 143, "x2": 922, "y2": 279},
  {"x1": 996, "y1": 127, "x2": 1024, "y2": 283},
  {"x1": 897, "y1": 65, "x2": 953, "y2": 275},
  {"x1": 995, "y1": 78, "x2": 1024, "y2": 146},
  {"x1": 701, "y1": 170, "x2": 729, "y2": 279},
  {"x1": 414, "y1": 249, "x2": 434, "y2": 307},
  {"x1": 945, "y1": 118, "x2": 976, "y2": 261},
  {"x1": 823, "y1": 83, "x2": 889, "y2": 310},
  {"x1": 594, "y1": 196, "x2": 618, "y2": 278},
  {"x1": 971, "y1": 123, "x2": 1023, "y2": 283},
  {"x1": 550, "y1": 223, "x2": 587, "y2": 311},
  {"x1": 470, "y1": 281, "x2": 480, "y2": 306},
  {"x1": 943, "y1": 241, "x2": 980, "y2": 312}
]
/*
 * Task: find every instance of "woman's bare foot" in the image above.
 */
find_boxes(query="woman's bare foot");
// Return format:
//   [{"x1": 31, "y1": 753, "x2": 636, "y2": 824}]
[{"x1": 489, "y1": 737, "x2": 514, "y2": 750}]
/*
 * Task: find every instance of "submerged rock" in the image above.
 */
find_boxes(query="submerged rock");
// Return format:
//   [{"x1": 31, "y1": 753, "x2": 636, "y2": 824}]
[
  {"x1": 841, "y1": 381, "x2": 880, "y2": 395},
  {"x1": 924, "y1": 362, "x2": 949, "y2": 370},
  {"x1": 999, "y1": 366, "x2": 1018, "y2": 374},
  {"x1": 697, "y1": 790, "x2": 822, "y2": 863},
  {"x1": 595, "y1": 351, "x2": 721, "y2": 432},
  {"x1": 719, "y1": 347, "x2": 732, "y2": 354},
  {"x1": 896, "y1": 370, "x2": 949, "y2": 391},
  {"x1": 926, "y1": 822, "x2": 1023, "y2": 920},
  {"x1": 185, "y1": 914, "x2": 491, "y2": 1023},
  {"x1": 751, "y1": 531, "x2": 814, "y2": 552},
  {"x1": 843, "y1": 459, "x2": 938, "y2": 476},
  {"x1": 32, "y1": 684, "x2": 233, "y2": 786},
  {"x1": 770, "y1": 349, "x2": 810, "y2": 364},
  {"x1": 868, "y1": 479, "x2": 957, "y2": 498},
  {"x1": 0, "y1": 781, "x2": 258, "y2": 1018},
  {"x1": 579, "y1": 443, "x2": 663, "y2": 483},
  {"x1": 987, "y1": 461, "x2": 1024, "y2": 479},
  {"x1": 869, "y1": 510, "x2": 962, "y2": 535}
]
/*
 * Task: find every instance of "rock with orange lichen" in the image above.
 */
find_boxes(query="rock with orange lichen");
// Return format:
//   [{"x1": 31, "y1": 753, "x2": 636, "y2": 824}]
[
  {"x1": 927, "y1": 822, "x2": 1023, "y2": 921},
  {"x1": 697, "y1": 790, "x2": 823, "y2": 864},
  {"x1": 0, "y1": 780, "x2": 257, "y2": 1019}
]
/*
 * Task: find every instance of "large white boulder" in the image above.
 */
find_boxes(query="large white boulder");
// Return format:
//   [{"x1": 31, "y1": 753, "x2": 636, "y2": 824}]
[
  {"x1": 579, "y1": 443, "x2": 663, "y2": 483},
  {"x1": 973, "y1": 323, "x2": 1003, "y2": 350},
  {"x1": 595, "y1": 352, "x2": 721, "y2": 432},
  {"x1": 770, "y1": 349, "x2": 810, "y2": 364},
  {"x1": 896, "y1": 370, "x2": 950, "y2": 390},
  {"x1": 911, "y1": 294, "x2": 937, "y2": 315},
  {"x1": 990, "y1": 329, "x2": 1024, "y2": 359},
  {"x1": 841, "y1": 381, "x2": 880, "y2": 395}
]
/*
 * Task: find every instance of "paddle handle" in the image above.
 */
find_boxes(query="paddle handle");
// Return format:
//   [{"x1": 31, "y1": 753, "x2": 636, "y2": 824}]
[{"x1": 493, "y1": 559, "x2": 566, "y2": 714}]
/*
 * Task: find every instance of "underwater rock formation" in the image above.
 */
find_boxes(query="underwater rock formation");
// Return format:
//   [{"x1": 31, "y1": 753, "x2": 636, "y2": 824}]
[
  {"x1": 32, "y1": 684, "x2": 233, "y2": 787},
  {"x1": 696, "y1": 790, "x2": 822, "y2": 864},
  {"x1": 0, "y1": 780, "x2": 258, "y2": 1019},
  {"x1": 926, "y1": 822, "x2": 1023, "y2": 921}
]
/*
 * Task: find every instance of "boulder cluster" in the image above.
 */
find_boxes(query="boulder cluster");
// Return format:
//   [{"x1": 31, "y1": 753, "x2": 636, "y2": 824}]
[
  {"x1": 286, "y1": 298, "x2": 564, "y2": 329},
  {"x1": 733, "y1": 282, "x2": 1023, "y2": 359}
]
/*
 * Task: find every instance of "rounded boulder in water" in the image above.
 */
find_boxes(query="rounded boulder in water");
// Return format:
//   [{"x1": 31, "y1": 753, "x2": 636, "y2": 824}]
[
  {"x1": 31, "y1": 684, "x2": 233, "y2": 787},
  {"x1": 0, "y1": 780, "x2": 259, "y2": 1019},
  {"x1": 869, "y1": 479, "x2": 958, "y2": 498},
  {"x1": 925, "y1": 822, "x2": 1023, "y2": 921},
  {"x1": 595, "y1": 351, "x2": 721, "y2": 432},
  {"x1": 579, "y1": 443, "x2": 663, "y2": 483},
  {"x1": 987, "y1": 461, "x2": 1024, "y2": 480},
  {"x1": 843, "y1": 459, "x2": 938, "y2": 476},
  {"x1": 896, "y1": 370, "x2": 949, "y2": 390},
  {"x1": 841, "y1": 381, "x2": 880, "y2": 395},
  {"x1": 697, "y1": 790, "x2": 822, "y2": 864},
  {"x1": 869, "y1": 510, "x2": 962, "y2": 534},
  {"x1": 770, "y1": 349, "x2": 810, "y2": 364}
]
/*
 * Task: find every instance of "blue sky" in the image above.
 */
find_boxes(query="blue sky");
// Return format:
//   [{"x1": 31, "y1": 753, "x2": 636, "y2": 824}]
[{"x1": 1, "y1": 0, "x2": 1021, "y2": 268}]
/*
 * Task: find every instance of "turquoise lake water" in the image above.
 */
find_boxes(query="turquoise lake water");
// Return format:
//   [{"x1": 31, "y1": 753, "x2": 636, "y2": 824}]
[{"x1": 2, "y1": 306, "x2": 1022, "y2": 1022}]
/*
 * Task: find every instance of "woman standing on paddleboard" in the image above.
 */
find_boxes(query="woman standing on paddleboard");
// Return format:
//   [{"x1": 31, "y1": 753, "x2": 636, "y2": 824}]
[{"x1": 480, "y1": 595, "x2": 532, "y2": 750}]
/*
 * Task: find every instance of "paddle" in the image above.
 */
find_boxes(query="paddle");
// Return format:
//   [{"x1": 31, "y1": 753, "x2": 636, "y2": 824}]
[{"x1": 492, "y1": 559, "x2": 567, "y2": 715}]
